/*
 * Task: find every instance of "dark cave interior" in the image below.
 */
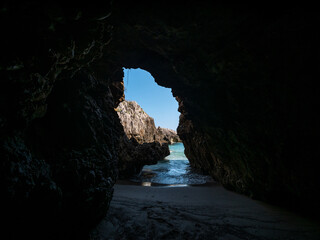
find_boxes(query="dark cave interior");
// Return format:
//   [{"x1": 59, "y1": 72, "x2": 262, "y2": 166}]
[{"x1": 1, "y1": 2, "x2": 319, "y2": 239}]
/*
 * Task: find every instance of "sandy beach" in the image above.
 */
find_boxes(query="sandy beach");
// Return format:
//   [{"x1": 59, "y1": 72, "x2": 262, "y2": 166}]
[{"x1": 90, "y1": 182, "x2": 320, "y2": 240}]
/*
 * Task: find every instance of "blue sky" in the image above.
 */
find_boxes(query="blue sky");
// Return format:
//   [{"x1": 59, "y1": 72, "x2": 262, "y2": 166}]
[{"x1": 123, "y1": 68, "x2": 180, "y2": 131}]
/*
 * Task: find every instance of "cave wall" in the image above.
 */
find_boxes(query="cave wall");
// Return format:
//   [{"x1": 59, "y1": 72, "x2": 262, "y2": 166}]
[
  {"x1": 0, "y1": 2, "x2": 122, "y2": 238},
  {"x1": 108, "y1": 3, "x2": 320, "y2": 214},
  {"x1": 1, "y1": 2, "x2": 319, "y2": 238}
]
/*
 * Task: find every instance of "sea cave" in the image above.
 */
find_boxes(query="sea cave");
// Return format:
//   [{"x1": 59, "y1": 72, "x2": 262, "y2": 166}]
[{"x1": 1, "y1": 2, "x2": 319, "y2": 239}]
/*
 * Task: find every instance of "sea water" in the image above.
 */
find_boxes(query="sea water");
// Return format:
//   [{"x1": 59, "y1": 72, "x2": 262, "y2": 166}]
[{"x1": 131, "y1": 142, "x2": 213, "y2": 186}]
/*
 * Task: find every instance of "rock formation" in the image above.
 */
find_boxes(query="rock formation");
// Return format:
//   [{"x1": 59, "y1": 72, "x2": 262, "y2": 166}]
[
  {"x1": 116, "y1": 100, "x2": 158, "y2": 144},
  {"x1": 115, "y1": 100, "x2": 170, "y2": 177},
  {"x1": 0, "y1": 3, "x2": 119, "y2": 238},
  {"x1": 108, "y1": 3, "x2": 320, "y2": 216},
  {"x1": 156, "y1": 127, "x2": 181, "y2": 144},
  {"x1": 1, "y1": 2, "x2": 319, "y2": 238},
  {"x1": 117, "y1": 137, "x2": 169, "y2": 178},
  {"x1": 116, "y1": 100, "x2": 180, "y2": 145}
]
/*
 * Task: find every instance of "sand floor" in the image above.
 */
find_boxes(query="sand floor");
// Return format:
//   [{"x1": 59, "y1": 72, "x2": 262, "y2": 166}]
[{"x1": 90, "y1": 182, "x2": 320, "y2": 240}]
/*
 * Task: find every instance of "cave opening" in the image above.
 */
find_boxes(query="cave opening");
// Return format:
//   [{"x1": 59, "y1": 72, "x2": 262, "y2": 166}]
[
  {"x1": 116, "y1": 68, "x2": 213, "y2": 186},
  {"x1": 122, "y1": 67, "x2": 179, "y2": 131},
  {"x1": 2, "y1": 3, "x2": 320, "y2": 239}
]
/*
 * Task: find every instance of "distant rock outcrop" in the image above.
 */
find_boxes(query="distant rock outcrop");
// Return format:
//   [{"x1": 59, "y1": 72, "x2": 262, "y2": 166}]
[
  {"x1": 116, "y1": 100, "x2": 180, "y2": 145},
  {"x1": 116, "y1": 100, "x2": 157, "y2": 144},
  {"x1": 115, "y1": 100, "x2": 180, "y2": 177},
  {"x1": 156, "y1": 127, "x2": 181, "y2": 144}
]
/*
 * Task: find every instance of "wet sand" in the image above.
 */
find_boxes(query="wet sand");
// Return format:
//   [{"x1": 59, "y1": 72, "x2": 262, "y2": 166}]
[{"x1": 91, "y1": 182, "x2": 320, "y2": 240}]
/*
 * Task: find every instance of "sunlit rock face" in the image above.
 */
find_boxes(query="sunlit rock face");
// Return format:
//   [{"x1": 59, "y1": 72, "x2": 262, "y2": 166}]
[
  {"x1": 156, "y1": 127, "x2": 181, "y2": 144},
  {"x1": 116, "y1": 100, "x2": 170, "y2": 177},
  {"x1": 116, "y1": 100, "x2": 180, "y2": 145},
  {"x1": 116, "y1": 100, "x2": 158, "y2": 144},
  {"x1": 1, "y1": 2, "x2": 319, "y2": 238}
]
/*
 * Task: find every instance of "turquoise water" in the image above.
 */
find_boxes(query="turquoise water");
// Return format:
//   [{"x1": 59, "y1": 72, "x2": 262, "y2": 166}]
[{"x1": 131, "y1": 142, "x2": 213, "y2": 186}]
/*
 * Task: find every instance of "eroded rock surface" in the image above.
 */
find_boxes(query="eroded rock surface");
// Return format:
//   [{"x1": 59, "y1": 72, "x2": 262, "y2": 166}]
[
  {"x1": 116, "y1": 100, "x2": 157, "y2": 144},
  {"x1": 116, "y1": 100, "x2": 180, "y2": 144},
  {"x1": 1, "y1": 2, "x2": 320, "y2": 238},
  {"x1": 118, "y1": 137, "x2": 169, "y2": 178},
  {"x1": 108, "y1": 3, "x2": 320, "y2": 216},
  {"x1": 156, "y1": 127, "x2": 181, "y2": 144},
  {"x1": 0, "y1": 2, "x2": 120, "y2": 239},
  {"x1": 116, "y1": 100, "x2": 170, "y2": 177}
]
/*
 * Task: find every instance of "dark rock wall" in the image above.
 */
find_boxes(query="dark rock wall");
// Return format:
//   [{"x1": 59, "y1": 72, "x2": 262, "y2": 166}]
[
  {"x1": 0, "y1": 2, "x2": 122, "y2": 238},
  {"x1": 108, "y1": 3, "x2": 320, "y2": 214},
  {"x1": 1, "y1": 2, "x2": 319, "y2": 238},
  {"x1": 118, "y1": 136, "x2": 169, "y2": 178}
]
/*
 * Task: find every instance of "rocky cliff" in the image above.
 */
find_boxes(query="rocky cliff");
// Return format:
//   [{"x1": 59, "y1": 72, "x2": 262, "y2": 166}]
[
  {"x1": 115, "y1": 100, "x2": 170, "y2": 177},
  {"x1": 1, "y1": 2, "x2": 319, "y2": 238},
  {"x1": 116, "y1": 100, "x2": 180, "y2": 145},
  {"x1": 156, "y1": 127, "x2": 181, "y2": 144},
  {"x1": 116, "y1": 100, "x2": 157, "y2": 143}
]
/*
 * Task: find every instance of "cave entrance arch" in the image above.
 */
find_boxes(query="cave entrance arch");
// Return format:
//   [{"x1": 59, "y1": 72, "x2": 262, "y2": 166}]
[
  {"x1": 116, "y1": 67, "x2": 213, "y2": 186},
  {"x1": 123, "y1": 68, "x2": 179, "y2": 131}
]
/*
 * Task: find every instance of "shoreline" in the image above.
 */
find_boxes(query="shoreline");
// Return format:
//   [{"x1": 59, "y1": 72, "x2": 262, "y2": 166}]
[
  {"x1": 116, "y1": 178, "x2": 217, "y2": 188},
  {"x1": 91, "y1": 182, "x2": 320, "y2": 239}
]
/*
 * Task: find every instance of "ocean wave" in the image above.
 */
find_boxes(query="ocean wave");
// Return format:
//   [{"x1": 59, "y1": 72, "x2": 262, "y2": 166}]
[{"x1": 137, "y1": 142, "x2": 212, "y2": 185}]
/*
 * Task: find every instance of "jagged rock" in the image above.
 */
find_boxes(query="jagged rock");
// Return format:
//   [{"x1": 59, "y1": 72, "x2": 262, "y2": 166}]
[
  {"x1": 0, "y1": 3, "x2": 118, "y2": 238},
  {"x1": 116, "y1": 100, "x2": 170, "y2": 177},
  {"x1": 107, "y1": 3, "x2": 320, "y2": 217},
  {"x1": 116, "y1": 100, "x2": 180, "y2": 145},
  {"x1": 1, "y1": 2, "x2": 320, "y2": 238},
  {"x1": 116, "y1": 100, "x2": 157, "y2": 144},
  {"x1": 156, "y1": 127, "x2": 181, "y2": 144},
  {"x1": 118, "y1": 136, "x2": 169, "y2": 178}
]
